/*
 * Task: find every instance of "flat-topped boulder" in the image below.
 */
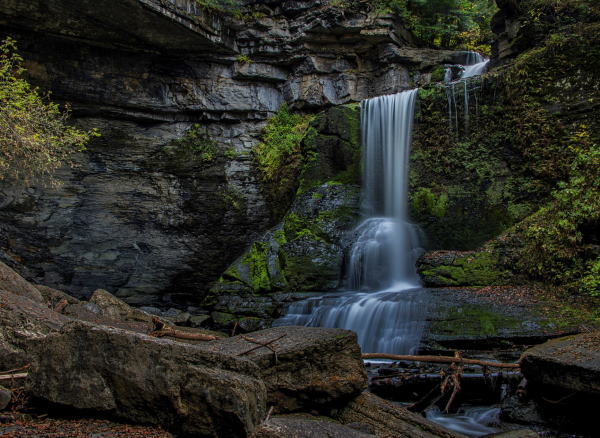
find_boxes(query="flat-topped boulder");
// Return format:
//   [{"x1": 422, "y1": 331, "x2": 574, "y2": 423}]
[
  {"x1": 210, "y1": 326, "x2": 367, "y2": 413},
  {"x1": 28, "y1": 321, "x2": 267, "y2": 438},
  {"x1": 520, "y1": 331, "x2": 600, "y2": 395}
]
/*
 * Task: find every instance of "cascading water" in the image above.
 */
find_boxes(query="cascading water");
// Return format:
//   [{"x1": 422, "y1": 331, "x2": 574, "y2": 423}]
[
  {"x1": 275, "y1": 90, "x2": 427, "y2": 354},
  {"x1": 347, "y1": 90, "x2": 422, "y2": 292},
  {"x1": 445, "y1": 51, "x2": 489, "y2": 136}
]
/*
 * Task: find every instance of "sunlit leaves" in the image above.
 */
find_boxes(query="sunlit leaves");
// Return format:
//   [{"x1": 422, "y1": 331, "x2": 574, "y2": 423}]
[{"x1": 0, "y1": 37, "x2": 97, "y2": 185}]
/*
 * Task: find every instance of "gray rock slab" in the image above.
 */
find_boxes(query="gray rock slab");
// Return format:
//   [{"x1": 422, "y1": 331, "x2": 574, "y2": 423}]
[{"x1": 520, "y1": 332, "x2": 600, "y2": 395}]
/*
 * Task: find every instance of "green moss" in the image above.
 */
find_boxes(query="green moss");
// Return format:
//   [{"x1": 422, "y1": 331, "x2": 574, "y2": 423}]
[
  {"x1": 165, "y1": 124, "x2": 219, "y2": 163},
  {"x1": 253, "y1": 104, "x2": 315, "y2": 219},
  {"x1": 421, "y1": 252, "x2": 510, "y2": 287},
  {"x1": 283, "y1": 213, "x2": 329, "y2": 243},
  {"x1": 432, "y1": 305, "x2": 519, "y2": 337},
  {"x1": 297, "y1": 104, "x2": 361, "y2": 194},
  {"x1": 242, "y1": 242, "x2": 271, "y2": 292},
  {"x1": 430, "y1": 66, "x2": 447, "y2": 83},
  {"x1": 210, "y1": 311, "x2": 237, "y2": 326},
  {"x1": 411, "y1": 188, "x2": 448, "y2": 219}
]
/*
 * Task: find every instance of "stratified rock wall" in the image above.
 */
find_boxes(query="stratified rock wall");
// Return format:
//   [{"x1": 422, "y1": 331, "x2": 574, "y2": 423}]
[{"x1": 0, "y1": 0, "x2": 462, "y2": 306}]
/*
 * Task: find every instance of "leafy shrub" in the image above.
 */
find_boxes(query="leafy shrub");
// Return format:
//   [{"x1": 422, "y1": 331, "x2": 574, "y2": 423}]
[{"x1": 0, "y1": 37, "x2": 97, "y2": 184}]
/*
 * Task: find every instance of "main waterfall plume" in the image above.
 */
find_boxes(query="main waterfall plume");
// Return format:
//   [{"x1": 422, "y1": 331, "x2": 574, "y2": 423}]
[
  {"x1": 347, "y1": 90, "x2": 422, "y2": 292},
  {"x1": 275, "y1": 90, "x2": 427, "y2": 354}
]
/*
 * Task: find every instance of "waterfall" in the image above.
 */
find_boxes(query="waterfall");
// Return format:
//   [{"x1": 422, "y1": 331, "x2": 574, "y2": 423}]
[
  {"x1": 461, "y1": 59, "x2": 490, "y2": 79},
  {"x1": 347, "y1": 90, "x2": 422, "y2": 291},
  {"x1": 274, "y1": 90, "x2": 427, "y2": 355},
  {"x1": 446, "y1": 51, "x2": 489, "y2": 136}
]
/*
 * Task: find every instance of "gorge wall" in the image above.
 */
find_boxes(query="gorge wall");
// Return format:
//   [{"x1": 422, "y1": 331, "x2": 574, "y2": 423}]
[{"x1": 0, "y1": 0, "x2": 466, "y2": 307}]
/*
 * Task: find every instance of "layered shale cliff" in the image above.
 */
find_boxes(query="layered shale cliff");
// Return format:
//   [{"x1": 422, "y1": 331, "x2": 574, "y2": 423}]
[{"x1": 0, "y1": 0, "x2": 466, "y2": 307}]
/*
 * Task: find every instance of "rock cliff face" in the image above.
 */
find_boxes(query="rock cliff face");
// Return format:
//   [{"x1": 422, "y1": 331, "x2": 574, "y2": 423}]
[{"x1": 0, "y1": 0, "x2": 464, "y2": 307}]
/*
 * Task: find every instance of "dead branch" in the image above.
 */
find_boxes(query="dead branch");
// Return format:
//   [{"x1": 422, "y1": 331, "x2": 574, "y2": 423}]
[
  {"x1": 148, "y1": 317, "x2": 217, "y2": 341},
  {"x1": 0, "y1": 373, "x2": 28, "y2": 381},
  {"x1": 0, "y1": 364, "x2": 30, "y2": 375},
  {"x1": 361, "y1": 353, "x2": 520, "y2": 369},
  {"x1": 238, "y1": 334, "x2": 287, "y2": 357}
]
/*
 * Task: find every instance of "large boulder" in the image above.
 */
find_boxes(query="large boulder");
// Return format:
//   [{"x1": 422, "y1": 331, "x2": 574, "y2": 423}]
[
  {"x1": 0, "y1": 261, "x2": 43, "y2": 303},
  {"x1": 210, "y1": 326, "x2": 367, "y2": 413},
  {"x1": 520, "y1": 332, "x2": 600, "y2": 395},
  {"x1": 28, "y1": 321, "x2": 267, "y2": 438},
  {"x1": 0, "y1": 290, "x2": 69, "y2": 369},
  {"x1": 333, "y1": 392, "x2": 466, "y2": 438}
]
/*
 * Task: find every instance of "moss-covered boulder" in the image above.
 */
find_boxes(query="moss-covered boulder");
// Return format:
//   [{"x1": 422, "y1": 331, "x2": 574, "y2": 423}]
[
  {"x1": 417, "y1": 250, "x2": 512, "y2": 287},
  {"x1": 421, "y1": 287, "x2": 581, "y2": 350}
]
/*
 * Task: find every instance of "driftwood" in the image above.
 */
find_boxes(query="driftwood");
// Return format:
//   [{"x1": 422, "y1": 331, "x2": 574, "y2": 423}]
[
  {"x1": 0, "y1": 373, "x2": 28, "y2": 381},
  {"x1": 148, "y1": 317, "x2": 218, "y2": 341},
  {"x1": 362, "y1": 353, "x2": 520, "y2": 369}
]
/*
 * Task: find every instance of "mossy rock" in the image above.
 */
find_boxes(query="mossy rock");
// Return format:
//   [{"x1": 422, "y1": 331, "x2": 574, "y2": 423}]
[
  {"x1": 208, "y1": 183, "x2": 360, "y2": 300},
  {"x1": 418, "y1": 250, "x2": 511, "y2": 287}
]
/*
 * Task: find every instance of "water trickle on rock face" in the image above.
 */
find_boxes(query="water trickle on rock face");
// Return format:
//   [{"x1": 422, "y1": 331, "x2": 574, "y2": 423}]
[
  {"x1": 275, "y1": 90, "x2": 427, "y2": 354},
  {"x1": 445, "y1": 51, "x2": 489, "y2": 136}
]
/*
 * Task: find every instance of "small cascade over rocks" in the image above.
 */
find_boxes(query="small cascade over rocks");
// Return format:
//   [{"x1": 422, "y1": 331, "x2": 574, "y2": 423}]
[
  {"x1": 275, "y1": 90, "x2": 427, "y2": 355},
  {"x1": 444, "y1": 51, "x2": 490, "y2": 136}
]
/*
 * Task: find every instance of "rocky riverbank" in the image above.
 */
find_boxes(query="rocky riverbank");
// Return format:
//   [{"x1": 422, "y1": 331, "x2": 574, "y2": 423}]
[{"x1": 0, "y1": 260, "x2": 468, "y2": 438}]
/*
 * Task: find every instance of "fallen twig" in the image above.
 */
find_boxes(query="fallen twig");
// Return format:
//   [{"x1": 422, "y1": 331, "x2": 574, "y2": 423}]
[
  {"x1": 238, "y1": 334, "x2": 287, "y2": 357},
  {"x1": 362, "y1": 353, "x2": 520, "y2": 369},
  {"x1": 148, "y1": 317, "x2": 217, "y2": 341}
]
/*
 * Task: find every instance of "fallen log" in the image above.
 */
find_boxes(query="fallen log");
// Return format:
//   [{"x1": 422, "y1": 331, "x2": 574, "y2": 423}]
[
  {"x1": 362, "y1": 353, "x2": 520, "y2": 369},
  {"x1": 0, "y1": 373, "x2": 28, "y2": 381},
  {"x1": 148, "y1": 317, "x2": 218, "y2": 341}
]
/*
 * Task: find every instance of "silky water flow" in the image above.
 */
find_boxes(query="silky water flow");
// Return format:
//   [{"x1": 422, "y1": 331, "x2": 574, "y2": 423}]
[{"x1": 275, "y1": 90, "x2": 427, "y2": 355}]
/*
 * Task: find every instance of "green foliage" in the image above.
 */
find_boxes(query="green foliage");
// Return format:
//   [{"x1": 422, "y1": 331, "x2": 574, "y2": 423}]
[
  {"x1": 360, "y1": 0, "x2": 498, "y2": 51},
  {"x1": 0, "y1": 37, "x2": 97, "y2": 184},
  {"x1": 253, "y1": 104, "x2": 314, "y2": 217},
  {"x1": 235, "y1": 54, "x2": 253, "y2": 64},
  {"x1": 412, "y1": 17, "x2": 600, "y2": 296},
  {"x1": 411, "y1": 187, "x2": 448, "y2": 219},
  {"x1": 164, "y1": 124, "x2": 219, "y2": 165},
  {"x1": 581, "y1": 258, "x2": 600, "y2": 297}
]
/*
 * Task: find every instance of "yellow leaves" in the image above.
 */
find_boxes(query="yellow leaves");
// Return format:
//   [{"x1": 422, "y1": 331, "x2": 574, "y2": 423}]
[{"x1": 0, "y1": 37, "x2": 97, "y2": 184}]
